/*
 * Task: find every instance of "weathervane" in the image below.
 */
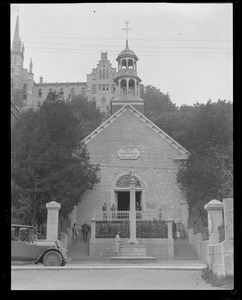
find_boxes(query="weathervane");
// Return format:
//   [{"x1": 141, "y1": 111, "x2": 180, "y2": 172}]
[{"x1": 122, "y1": 20, "x2": 132, "y2": 47}]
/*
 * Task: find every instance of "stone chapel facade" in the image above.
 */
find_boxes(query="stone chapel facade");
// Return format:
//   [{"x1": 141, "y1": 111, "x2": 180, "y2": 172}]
[{"x1": 72, "y1": 38, "x2": 190, "y2": 231}]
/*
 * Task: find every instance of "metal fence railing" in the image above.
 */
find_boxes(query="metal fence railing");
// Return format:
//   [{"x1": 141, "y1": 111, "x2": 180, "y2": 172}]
[
  {"x1": 218, "y1": 224, "x2": 225, "y2": 242},
  {"x1": 93, "y1": 210, "x2": 165, "y2": 221}
]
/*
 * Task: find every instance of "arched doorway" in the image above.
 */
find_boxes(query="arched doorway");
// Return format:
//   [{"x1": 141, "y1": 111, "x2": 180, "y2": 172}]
[{"x1": 114, "y1": 174, "x2": 142, "y2": 211}]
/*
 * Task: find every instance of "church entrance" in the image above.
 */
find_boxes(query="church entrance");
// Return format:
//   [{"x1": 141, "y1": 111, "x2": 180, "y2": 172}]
[{"x1": 116, "y1": 191, "x2": 141, "y2": 211}]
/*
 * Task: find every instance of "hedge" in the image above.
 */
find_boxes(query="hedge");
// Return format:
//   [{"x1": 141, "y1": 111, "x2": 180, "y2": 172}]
[{"x1": 95, "y1": 220, "x2": 167, "y2": 238}]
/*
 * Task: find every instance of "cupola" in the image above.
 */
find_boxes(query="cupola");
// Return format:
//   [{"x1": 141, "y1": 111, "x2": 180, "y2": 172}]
[{"x1": 111, "y1": 21, "x2": 144, "y2": 115}]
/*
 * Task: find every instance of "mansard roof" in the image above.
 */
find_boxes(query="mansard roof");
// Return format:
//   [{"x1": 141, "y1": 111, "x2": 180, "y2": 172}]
[{"x1": 81, "y1": 104, "x2": 190, "y2": 157}]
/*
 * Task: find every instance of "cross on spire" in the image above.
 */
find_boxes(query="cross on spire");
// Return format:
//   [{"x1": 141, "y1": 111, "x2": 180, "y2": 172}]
[{"x1": 122, "y1": 20, "x2": 132, "y2": 47}]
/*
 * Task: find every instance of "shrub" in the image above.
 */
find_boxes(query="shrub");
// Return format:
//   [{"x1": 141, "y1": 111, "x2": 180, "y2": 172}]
[
  {"x1": 95, "y1": 221, "x2": 129, "y2": 238},
  {"x1": 137, "y1": 220, "x2": 167, "y2": 238},
  {"x1": 95, "y1": 220, "x2": 168, "y2": 238},
  {"x1": 201, "y1": 265, "x2": 234, "y2": 289}
]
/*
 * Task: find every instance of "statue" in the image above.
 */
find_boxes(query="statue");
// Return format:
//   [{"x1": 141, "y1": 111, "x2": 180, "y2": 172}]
[{"x1": 130, "y1": 167, "x2": 135, "y2": 179}]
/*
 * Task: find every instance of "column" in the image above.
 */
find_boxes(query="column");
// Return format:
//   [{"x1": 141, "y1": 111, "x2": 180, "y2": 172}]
[
  {"x1": 46, "y1": 201, "x2": 61, "y2": 241},
  {"x1": 166, "y1": 218, "x2": 174, "y2": 259},
  {"x1": 128, "y1": 176, "x2": 138, "y2": 244}
]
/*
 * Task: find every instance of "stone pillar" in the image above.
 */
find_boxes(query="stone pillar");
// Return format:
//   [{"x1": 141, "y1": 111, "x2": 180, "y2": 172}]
[
  {"x1": 166, "y1": 218, "x2": 174, "y2": 259},
  {"x1": 46, "y1": 201, "x2": 61, "y2": 241},
  {"x1": 223, "y1": 198, "x2": 233, "y2": 241},
  {"x1": 128, "y1": 176, "x2": 138, "y2": 244},
  {"x1": 166, "y1": 218, "x2": 173, "y2": 240},
  {"x1": 181, "y1": 200, "x2": 189, "y2": 231},
  {"x1": 90, "y1": 218, "x2": 96, "y2": 240},
  {"x1": 223, "y1": 198, "x2": 234, "y2": 275},
  {"x1": 204, "y1": 199, "x2": 224, "y2": 245}
]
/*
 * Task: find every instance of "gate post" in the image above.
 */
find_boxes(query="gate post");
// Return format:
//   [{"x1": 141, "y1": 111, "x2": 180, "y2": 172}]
[{"x1": 46, "y1": 201, "x2": 61, "y2": 241}]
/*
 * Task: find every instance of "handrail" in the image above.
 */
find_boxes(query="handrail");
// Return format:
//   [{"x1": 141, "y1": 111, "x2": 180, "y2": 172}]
[{"x1": 93, "y1": 210, "x2": 165, "y2": 221}]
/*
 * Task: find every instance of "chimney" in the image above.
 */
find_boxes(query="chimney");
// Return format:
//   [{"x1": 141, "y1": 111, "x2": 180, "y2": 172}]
[{"x1": 40, "y1": 76, "x2": 43, "y2": 84}]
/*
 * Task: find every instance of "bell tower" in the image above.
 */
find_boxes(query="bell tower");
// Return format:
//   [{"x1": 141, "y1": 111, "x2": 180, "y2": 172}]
[{"x1": 111, "y1": 21, "x2": 144, "y2": 115}]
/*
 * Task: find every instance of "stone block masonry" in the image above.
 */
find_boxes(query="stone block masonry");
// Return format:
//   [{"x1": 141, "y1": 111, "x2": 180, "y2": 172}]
[{"x1": 75, "y1": 109, "x2": 187, "y2": 227}]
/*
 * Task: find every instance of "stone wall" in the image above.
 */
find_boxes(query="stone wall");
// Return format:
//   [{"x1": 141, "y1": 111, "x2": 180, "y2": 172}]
[
  {"x1": 75, "y1": 109, "x2": 187, "y2": 227},
  {"x1": 89, "y1": 238, "x2": 173, "y2": 259}
]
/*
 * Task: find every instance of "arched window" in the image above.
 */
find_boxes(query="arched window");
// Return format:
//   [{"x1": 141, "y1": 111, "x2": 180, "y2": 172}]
[
  {"x1": 92, "y1": 84, "x2": 96, "y2": 94},
  {"x1": 102, "y1": 84, "x2": 105, "y2": 93},
  {"x1": 107, "y1": 70, "x2": 109, "y2": 79},
  {"x1": 106, "y1": 84, "x2": 109, "y2": 93},
  {"x1": 38, "y1": 89, "x2": 42, "y2": 98},
  {"x1": 49, "y1": 88, "x2": 53, "y2": 93},
  {"x1": 99, "y1": 84, "x2": 102, "y2": 93},
  {"x1": 71, "y1": 88, "x2": 75, "y2": 95},
  {"x1": 23, "y1": 84, "x2": 27, "y2": 100},
  {"x1": 121, "y1": 59, "x2": 127, "y2": 69},
  {"x1": 101, "y1": 97, "x2": 106, "y2": 107},
  {"x1": 112, "y1": 84, "x2": 116, "y2": 94},
  {"x1": 128, "y1": 79, "x2": 135, "y2": 94},
  {"x1": 103, "y1": 70, "x2": 105, "y2": 79},
  {"x1": 99, "y1": 70, "x2": 102, "y2": 79},
  {"x1": 121, "y1": 79, "x2": 127, "y2": 94},
  {"x1": 128, "y1": 59, "x2": 134, "y2": 69},
  {"x1": 81, "y1": 88, "x2": 86, "y2": 95}
]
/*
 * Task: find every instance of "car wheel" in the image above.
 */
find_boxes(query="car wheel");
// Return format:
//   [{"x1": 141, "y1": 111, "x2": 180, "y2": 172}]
[{"x1": 43, "y1": 251, "x2": 62, "y2": 266}]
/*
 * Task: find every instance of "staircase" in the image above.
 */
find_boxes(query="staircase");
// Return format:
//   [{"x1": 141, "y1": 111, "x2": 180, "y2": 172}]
[
  {"x1": 174, "y1": 239, "x2": 198, "y2": 260},
  {"x1": 68, "y1": 238, "x2": 90, "y2": 260}
]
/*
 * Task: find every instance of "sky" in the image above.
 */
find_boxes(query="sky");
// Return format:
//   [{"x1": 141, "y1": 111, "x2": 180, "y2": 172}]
[{"x1": 10, "y1": 3, "x2": 233, "y2": 107}]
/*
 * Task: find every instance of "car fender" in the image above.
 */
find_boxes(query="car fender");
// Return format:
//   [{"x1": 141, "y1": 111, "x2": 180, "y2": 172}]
[{"x1": 34, "y1": 247, "x2": 64, "y2": 264}]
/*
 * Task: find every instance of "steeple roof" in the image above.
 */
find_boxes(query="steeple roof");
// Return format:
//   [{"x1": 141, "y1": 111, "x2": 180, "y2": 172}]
[
  {"x1": 116, "y1": 45, "x2": 138, "y2": 61},
  {"x1": 12, "y1": 15, "x2": 21, "y2": 52}
]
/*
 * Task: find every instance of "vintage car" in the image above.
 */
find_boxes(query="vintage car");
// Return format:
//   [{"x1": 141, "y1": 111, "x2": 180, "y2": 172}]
[{"x1": 11, "y1": 224, "x2": 71, "y2": 266}]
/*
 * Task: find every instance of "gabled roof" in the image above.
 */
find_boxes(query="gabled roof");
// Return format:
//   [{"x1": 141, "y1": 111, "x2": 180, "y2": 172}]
[{"x1": 81, "y1": 104, "x2": 190, "y2": 157}]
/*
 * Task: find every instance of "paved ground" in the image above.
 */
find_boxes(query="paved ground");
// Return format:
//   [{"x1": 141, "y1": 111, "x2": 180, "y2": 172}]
[{"x1": 11, "y1": 268, "x2": 226, "y2": 290}]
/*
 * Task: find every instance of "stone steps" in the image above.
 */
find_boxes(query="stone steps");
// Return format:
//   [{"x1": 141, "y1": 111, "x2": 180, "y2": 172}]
[
  {"x1": 120, "y1": 244, "x2": 147, "y2": 257},
  {"x1": 174, "y1": 239, "x2": 198, "y2": 260},
  {"x1": 110, "y1": 256, "x2": 157, "y2": 263}
]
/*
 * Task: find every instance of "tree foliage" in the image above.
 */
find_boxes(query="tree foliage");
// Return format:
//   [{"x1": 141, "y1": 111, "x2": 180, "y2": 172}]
[
  {"x1": 142, "y1": 86, "x2": 233, "y2": 226},
  {"x1": 11, "y1": 92, "x2": 101, "y2": 225}
]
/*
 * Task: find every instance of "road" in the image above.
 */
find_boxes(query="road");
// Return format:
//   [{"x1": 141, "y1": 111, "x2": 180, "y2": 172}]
[{"x1": 11, "y1": 269, "x2": 225, "y2": 290}]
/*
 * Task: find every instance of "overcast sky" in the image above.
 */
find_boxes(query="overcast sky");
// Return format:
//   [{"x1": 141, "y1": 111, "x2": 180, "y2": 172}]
[{"x1": 11, "y1": 3, "x2": 232, "y2": 107}]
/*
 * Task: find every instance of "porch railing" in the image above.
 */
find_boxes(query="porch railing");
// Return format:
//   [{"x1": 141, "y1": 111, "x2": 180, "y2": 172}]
[{"x1": 93, "y1": 210, "x2": 165, "y2": 221}]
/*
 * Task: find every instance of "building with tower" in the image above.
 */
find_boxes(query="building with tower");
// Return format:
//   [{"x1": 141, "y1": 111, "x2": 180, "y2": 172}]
[
  {"x1": 11, "y1": 15, "x2": 117, "y2": 112},
  {"x1": 70, "y1": 24, "x2": 190, "y2": 256}
]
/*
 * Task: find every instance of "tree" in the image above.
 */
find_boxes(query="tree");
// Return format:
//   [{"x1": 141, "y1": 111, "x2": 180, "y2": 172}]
[
  {"x1": 11, "y1": 91, "x2": 100, "y2": 225},
  {"x1": 176, "y1": 100, "x2": 233, "y2": 227},
  {"x1": 141, "y1": 84, "x2": 177, "y2": 116},
  {"x1": 67, "y1": 94, "x2": 104, "y2": 140},
  {"x1": 11, "y1": 88, "x2": 24, "y2": 108}
]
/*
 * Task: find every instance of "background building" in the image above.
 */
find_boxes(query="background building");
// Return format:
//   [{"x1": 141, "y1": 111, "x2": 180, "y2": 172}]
[{"x1": 11, "y1": 16, "x2": 117, "y2": 112}]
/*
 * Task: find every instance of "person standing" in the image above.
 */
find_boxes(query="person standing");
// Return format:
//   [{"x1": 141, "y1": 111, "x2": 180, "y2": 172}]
[
  {"x1": 102, "y1": 203, "x2": 107, "y2": 220},
  {"x1": 110, "y1": 203, "x2": 117, "y2": 219},
  {"x1": 72, "y1": 223, "x2": 78, "y2": 244},
  {"x1": 114, "y1": 231, "x2": 122, "y2": 256}
]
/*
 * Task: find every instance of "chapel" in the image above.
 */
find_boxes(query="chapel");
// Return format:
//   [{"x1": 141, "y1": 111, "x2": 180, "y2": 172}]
[{"x1": 72, "y1": 24, "x2": 190, "y2": 232}]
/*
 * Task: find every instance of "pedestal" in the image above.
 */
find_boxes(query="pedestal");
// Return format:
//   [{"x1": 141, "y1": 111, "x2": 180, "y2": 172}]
[{"x1": 204, "y1": 199, "x2": 223, "y2": 244}]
